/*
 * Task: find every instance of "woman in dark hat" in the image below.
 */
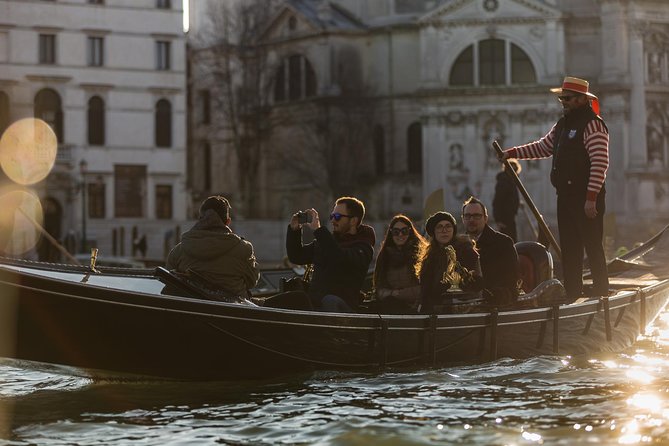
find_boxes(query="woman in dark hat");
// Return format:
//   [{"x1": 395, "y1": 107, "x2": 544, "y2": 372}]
[
  {"x1": 373, "y1": 214, "x2": 427, "y2": 313},
  {"x1": 417, "y1": 211, "x2": 482, "y2": 313}
]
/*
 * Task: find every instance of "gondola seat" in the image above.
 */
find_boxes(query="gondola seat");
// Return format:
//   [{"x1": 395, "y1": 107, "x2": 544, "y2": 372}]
[{"x1": 515, "y1": 241, "x2": 553, "y2": 293}]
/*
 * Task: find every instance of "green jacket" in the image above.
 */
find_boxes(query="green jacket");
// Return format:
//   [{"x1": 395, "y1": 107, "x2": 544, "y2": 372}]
[{"x1": 166, "y1": 211, "x2": 259, "y2": 296}]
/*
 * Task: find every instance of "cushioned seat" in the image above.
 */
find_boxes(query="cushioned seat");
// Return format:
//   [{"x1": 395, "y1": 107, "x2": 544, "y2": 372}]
[{"x1": 515, "y1": 241, "x2": 554, "y2": 292}]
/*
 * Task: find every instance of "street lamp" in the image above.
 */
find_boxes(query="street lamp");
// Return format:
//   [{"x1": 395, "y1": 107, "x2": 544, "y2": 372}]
[{"x1": 79, "y1": 159, "x2": 88, "y2": 253}]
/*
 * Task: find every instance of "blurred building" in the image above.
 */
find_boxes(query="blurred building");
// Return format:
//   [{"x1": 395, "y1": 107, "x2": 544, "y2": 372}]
[
  {"x1": 188, "y1": 0, "x2": 668, "y2": 242},
  {"x1": 0, "y1": 0, "x2": 188, "y2": 261}
]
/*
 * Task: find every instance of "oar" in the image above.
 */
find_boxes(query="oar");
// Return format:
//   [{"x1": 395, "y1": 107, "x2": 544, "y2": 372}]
[
  {"x1": 491, "y1": 140, "x2": 562, "y2": 261},
  {"x1": 18, "y1": 208, "x2": 82, "y2": 265}
]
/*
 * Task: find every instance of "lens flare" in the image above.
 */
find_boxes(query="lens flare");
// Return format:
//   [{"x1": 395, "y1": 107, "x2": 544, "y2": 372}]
[
  {"x1": 0, "y1": 188, "x2": 44, "y2": 256},
  {"x1": 0, "y1": 118, "x2": 57, "y2": 185}
]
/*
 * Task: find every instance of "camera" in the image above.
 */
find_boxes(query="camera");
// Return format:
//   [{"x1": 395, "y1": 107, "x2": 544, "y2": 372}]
[{"x1": 297, "y1": 211, "x2": 312, "y2": 224}]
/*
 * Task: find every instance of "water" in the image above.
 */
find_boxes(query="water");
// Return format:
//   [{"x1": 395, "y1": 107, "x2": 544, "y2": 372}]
[{"x1": 3, "y1": 312, "x2": 669, "y2": 445}]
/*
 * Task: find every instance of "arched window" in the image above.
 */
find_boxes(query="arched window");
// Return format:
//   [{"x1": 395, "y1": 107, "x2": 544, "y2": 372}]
[
  {"x1": 373, "y1": 125, "x2": 385, "y2": 175},
  {"x1": 274, "y1": 55, "x2": 317, "y2": 102},
  {"x1": 34, "y1": 89, "x2": 63, "y2": 143},
  {"x1": 87, "y1": 96, "x2": 105, "y2": 146},
  {"x1": 449, "y1": 39, "x2": 536, "y2": 86},
  {"x1": 407, "y1": 122, "x2": 422, "y2": 174},
  {"x1": 155, "y1": 99, "x2": 171, "y2": 148},
  {"x1": 0, "y1": 91, "x2": 9, "y2": 135}
]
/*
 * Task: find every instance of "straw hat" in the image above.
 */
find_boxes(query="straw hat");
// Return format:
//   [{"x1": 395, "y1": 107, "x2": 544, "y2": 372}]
[{"x1": 550, "y1": 76, "x2": 600, "y2": 115}]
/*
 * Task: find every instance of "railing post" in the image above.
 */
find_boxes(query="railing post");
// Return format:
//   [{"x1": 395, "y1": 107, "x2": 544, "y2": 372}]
[{"x1": 489, "y1": 308, "x2": 499, "y2": 361}]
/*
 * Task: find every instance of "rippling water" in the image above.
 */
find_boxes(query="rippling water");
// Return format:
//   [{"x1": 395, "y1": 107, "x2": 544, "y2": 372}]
[{"x1": 3, "y1": 311, "x2": 669, "y2": 445}]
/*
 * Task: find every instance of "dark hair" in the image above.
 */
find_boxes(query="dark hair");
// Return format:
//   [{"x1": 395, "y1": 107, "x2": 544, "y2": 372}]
[
  {"x1": 336, "y1": 196, "x2": 365, "y2": 226},
  {"x1": 374, "y1": 214, "x2": 426, "y2": 287},
  {"x1": 461, "y1": 196, "x2": 488, "y2": 218},
  {"x1": 199, "y1": 195, "x2": 231, "y2": 222}
]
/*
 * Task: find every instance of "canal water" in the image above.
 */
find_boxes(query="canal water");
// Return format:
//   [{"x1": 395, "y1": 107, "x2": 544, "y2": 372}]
[{"x1": 2, "y1": 311, "x2": 669, "y2": 445}]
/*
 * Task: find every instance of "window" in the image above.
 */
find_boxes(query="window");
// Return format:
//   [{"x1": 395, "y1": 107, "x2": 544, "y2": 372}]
[
  {"x1": 88, "y1": 0, "x2": 104, "y2": 4},
  {"x1": 203, "y1": 142, "x2": 212, "y2": 190},
  {"x1": 449, "y1": 39, "x2": 536, "y2": 86},
  {"x1": 274, "y1": 55, "x2": 317, "y2": 102},
  {"x1": 88, "y1": 182, "x2": 105, "y2": 218},
  {"x1": 0, "y1": 32, "x2": 8, "y2": 63},
  {"x1": 479, "y1": 39, "x2": 505, "y2": 86},
  {"x1": 39, "y1": 34, "x2": 56, "y2": 64},
  {"x1": 407, "y1": 122, "x2": 422, "y2": 174},
  {"x1": 198, "y1": 90, "x2": 210, "y2": 125},
  {"x1": 34, "y1": 89, "x2": 63, "y2": 143},
  {"x1": 373, "y1": 125, "x2": 385, "y2": 175},
  {"x1": 87, "y1": 37, "x2": 104, "y2": 66},
  {"x1": 155, "y1": 185, "x2": 173, "y2": 219},
  {"x1": 156, "y1": 0, "x2": 171, "y2": 8},
  {"x1": 114, "y1": 165, "x2": 146, "y2": 218},
  {"x1": 156, "y1": 41, "x2": 170, "y2": 70},
  {"x1": 155, "y1": 99, "x2": 172, "y2": 147},
  {"x1": 0, "y1": 91, "x2": 9, "y2": 135},
  {"x1": 87, "y1": 96, "x2": 105, "y2": 146}
]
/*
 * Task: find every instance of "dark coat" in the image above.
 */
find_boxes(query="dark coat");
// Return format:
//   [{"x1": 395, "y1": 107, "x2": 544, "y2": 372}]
[
  {"x1": 286, "y1": 224, "x2": 376, "y2": 310},
  {"x1": 493, "y1": 171, "x2": 519, "y2": 226},
  {"x1": 476, "y1": 224, "x2": 520, "y2": 305}
]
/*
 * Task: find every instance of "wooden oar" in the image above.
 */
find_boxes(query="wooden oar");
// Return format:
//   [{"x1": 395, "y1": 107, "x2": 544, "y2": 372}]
[{"x1": 492, "y1": 140, "x2": 562, "y2": 261}]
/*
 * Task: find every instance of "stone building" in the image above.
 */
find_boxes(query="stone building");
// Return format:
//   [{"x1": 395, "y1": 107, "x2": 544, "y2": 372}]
[
  {"x1": 189, "y1": 0, "x2": 669, "y2": 246},
  {"x1": 0, "y1": 0, "x2": 188, "y2": 261}
]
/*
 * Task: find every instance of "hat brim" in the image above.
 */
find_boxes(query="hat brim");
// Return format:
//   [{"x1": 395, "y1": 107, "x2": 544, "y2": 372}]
[{"x1": 550, "y1": 87, "x2": 597, "y2": 98}]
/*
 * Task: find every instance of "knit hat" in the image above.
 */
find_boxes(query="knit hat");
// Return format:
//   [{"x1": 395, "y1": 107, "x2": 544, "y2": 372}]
[
  {"x1": 199, "y1": 195, "x2": 231, "y2": 222},
  {"x1": 425, "y1": 211, "x2": 457, "y2": 238}
]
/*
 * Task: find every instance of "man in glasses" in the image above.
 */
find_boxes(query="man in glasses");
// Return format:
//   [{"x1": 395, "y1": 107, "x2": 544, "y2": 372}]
[
  {"x1": 286, "y1": 196, "x2": 376, "y2": 312},
  {"x1": 500, "y1": 76, "x2": 609, "y2": 301},
  {"x1": 462, "y1": 196, "x2": 520, "y2": 306}
]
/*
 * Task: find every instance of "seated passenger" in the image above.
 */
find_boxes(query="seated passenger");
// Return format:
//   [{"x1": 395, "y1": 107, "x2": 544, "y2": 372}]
[
  {"x1": 286, "y1": 196, "x2": 375, "y2": 313},
  {"x1": 373, "y1": 215, "x2": 427, "y2": 313},
  {"x1": 461, "y1": 196, "x2": 521, "y2": 306},
  {"x1": 418, "y1": 212, "x2": 482, "y2": 313},
  {"x1": 166, "y1": 196, "x2": 260, "y2": 297}
]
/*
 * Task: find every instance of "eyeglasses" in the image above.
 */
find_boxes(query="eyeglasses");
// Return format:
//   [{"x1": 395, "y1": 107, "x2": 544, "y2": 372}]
[
  {"x1": 463, "y1": 213, "x2": 484, "y2": 221},
  {"x1": 558, "y1": 95, "x2": 580, "y2": 102},
  {"x1": 330, "y1": 212, "x2": 352, "y2": 221},
  {"x1": 434, "y1": 223, "x2": 454, "y2": 232},
  {"x1": 391, "y1": 227, "x2": 409, "y2": 236}
]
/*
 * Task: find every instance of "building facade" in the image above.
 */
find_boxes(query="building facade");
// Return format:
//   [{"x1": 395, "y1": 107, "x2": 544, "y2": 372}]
[
  {"x1": 189, "y1": 0, "x2": 669, "y2": 248},
  {"x1": 0, "y1": 0, "x2": 188, "y2": 261}
]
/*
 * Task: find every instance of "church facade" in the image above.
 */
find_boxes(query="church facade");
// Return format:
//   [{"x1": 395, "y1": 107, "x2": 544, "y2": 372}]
[{"x1": 189, "y1": 0, "x2": 669, "y2": 242}]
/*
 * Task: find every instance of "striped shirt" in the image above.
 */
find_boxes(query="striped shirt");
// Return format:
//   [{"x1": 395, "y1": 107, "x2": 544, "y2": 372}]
[{"x1": 507, "y1": 119, "x2": 609, "y2": 201}]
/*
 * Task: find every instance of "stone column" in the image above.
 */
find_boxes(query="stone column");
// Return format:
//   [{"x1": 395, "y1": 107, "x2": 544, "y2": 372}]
[{"x1": 628, "y1": 26, "x2": 647, "y2": 168}]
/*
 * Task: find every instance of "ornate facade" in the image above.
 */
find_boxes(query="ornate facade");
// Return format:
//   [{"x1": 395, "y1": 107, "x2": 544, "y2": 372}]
[{"x1": 189, "y1": 0, "x2": 669, "y2": 243}]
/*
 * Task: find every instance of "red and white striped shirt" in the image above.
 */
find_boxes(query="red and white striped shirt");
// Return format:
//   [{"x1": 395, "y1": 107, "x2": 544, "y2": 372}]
[{"x1": 507, "y1": 120, "x2": 609, "y2": 201}]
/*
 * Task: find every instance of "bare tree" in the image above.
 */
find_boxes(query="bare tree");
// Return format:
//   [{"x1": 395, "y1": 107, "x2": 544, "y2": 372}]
[{"x1": 193, "y1": 0, "x2": 281, "y2": 218}]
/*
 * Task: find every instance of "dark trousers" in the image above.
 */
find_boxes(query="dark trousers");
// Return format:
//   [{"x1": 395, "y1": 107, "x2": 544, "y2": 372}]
[{"x1": 557, "y1": 191, "x2": 609, "y2": 299}]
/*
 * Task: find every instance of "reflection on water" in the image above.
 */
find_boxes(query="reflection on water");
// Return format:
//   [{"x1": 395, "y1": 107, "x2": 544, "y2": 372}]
[{"x1": 3, "y1": 312, "x2": 669, "y2": 445}]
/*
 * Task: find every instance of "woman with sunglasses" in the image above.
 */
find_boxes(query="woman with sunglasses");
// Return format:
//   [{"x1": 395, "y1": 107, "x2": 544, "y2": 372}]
[
  {"x1": 417, "y1": 211, "x2": 482, "y2": 313},
  {"x1": 373, "y1": 215, "x2": 427, "y2": 313}
]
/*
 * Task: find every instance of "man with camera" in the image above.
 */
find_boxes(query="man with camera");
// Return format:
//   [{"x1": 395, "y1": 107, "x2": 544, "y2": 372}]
[{"x1": 286, "y1": 196, "x2": 376, "y2": 312}]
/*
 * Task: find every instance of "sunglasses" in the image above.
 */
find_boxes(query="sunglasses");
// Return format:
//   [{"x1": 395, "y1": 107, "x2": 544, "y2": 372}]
[
  {"x1": 391, "y1": 227, "x2": 409, "y2": 236},
  {"x1": 330, "y1": 212, "x2": 352, "y2": 221},
  {"x1": 558, "y1": 95, "x2": 580, "y2": 102}
]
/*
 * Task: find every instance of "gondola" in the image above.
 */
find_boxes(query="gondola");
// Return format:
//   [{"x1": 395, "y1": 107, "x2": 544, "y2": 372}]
[{"x1": 0, "y1": 224, "x2": 668, "y2": 381}]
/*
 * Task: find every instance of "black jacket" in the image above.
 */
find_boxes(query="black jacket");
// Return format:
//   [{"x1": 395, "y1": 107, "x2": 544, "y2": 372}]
[
  {"x1": 286, "y1": 224, "x2": 375, "y2": 310},
  {"x1": 476, "y1": 224, "x2": 520, "y2": 305}
]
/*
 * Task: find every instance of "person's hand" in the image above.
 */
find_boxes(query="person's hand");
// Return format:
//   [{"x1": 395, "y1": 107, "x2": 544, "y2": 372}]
[
  {"x1": 584, "y1": 200, "x2": 597, "y2": 219},
  {"x1": 499, "y1": 149, "x2": 512, "y2": 162},
  {"x1": 306, "y1": 208, "x2": 321, "y2": 231}
]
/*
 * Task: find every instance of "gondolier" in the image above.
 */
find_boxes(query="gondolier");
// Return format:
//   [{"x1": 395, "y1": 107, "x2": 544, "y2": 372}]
[{"x1": 500, "y1": 76, "x2": 609, "y2": 301}]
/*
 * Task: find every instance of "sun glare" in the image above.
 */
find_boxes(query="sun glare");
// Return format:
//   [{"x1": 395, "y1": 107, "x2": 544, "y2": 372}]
[
  {"x1": 0, "y1": 188, "x2": 43, "y2": 256},
  {"x1": 0, "y1": 118, "x2": 57, "y2": 186}
]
